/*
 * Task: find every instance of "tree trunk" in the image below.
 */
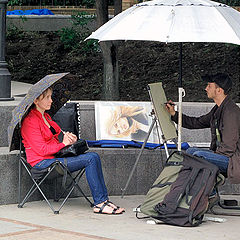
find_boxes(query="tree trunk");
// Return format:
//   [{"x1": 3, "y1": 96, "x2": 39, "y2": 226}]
[
  {"x1": 101, "y1": 42, "x2": 119, "y2": 100},
  {"x1": 95, "y1": 0, "x2": 109, "y2": 27},
  {"x1": 114, "y1": 0, "x2": 122, "y2": 16},
  {"x1": 95, "y1": 0, "x2": 122, "y2": 100}
]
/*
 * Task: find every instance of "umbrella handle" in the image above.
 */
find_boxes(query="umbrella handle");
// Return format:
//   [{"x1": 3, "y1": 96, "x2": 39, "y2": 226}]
[{"x1": 177, "y1": 87, "x2": 185, "y2": 151}]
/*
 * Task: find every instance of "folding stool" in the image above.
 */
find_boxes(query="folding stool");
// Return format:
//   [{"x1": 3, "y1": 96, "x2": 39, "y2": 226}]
[{"x1": 18, "y1": 150, "x2": 94, "y2": 214}]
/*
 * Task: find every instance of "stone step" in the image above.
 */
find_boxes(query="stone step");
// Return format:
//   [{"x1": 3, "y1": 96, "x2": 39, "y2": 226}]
[
  {"x1": 0, "y1": 147, "x2": 168, "y2": 205},
  {"x1": 1, "y1": 146, "x2": 239, "y2": 206}
]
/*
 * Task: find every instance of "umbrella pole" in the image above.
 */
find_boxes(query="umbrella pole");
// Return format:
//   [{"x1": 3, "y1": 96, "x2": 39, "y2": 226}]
[
  {"x1": 177, "y1": 87, "x2": 185, "y2": 151},
  {"x1": 177, "y1": 43, "x2": 185, "y2": 151},
  {"x1": 179, "y1": 43, "x2": 183, "y2": 87}
]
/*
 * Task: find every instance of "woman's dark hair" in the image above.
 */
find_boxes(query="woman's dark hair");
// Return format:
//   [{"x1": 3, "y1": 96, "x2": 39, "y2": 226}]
[{"x1": 36, "y1": 87, "x2": 53, "y2": 100}]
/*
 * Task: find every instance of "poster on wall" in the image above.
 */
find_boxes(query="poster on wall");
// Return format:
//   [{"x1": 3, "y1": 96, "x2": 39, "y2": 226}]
[{"x1": 95, "y1": 101, "x2": 162, "y2": 143}]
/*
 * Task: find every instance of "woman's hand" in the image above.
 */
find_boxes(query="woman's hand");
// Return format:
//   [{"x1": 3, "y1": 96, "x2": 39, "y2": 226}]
[
  {"x1": 62, "y1": 132, "x2": 77, "y2": 146},
  {"x1": 165, "y1": 100, "x2": 176, "y2": 116}
]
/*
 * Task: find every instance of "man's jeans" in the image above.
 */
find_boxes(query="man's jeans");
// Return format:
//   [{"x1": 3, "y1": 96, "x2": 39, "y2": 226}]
[
  {"x1": 33, "y1": 152, "x2": 108, "y2": 205},
  {"x1": 186, "y1": 147, "x2": 229, "y2": 173}
]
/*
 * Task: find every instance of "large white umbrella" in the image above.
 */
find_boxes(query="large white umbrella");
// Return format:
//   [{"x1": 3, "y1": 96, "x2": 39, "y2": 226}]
[
  {"x1": 87, "y1": 0, "x2": 240, "y2": 45},
  {"x1": 86, "y1": 0, "x2": 240, "y2": 195}
]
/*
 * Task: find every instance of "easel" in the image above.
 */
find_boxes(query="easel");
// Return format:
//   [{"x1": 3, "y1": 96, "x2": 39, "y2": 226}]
[{"x1": 121, "y1": 82, "x2": 177, "y2": 198}]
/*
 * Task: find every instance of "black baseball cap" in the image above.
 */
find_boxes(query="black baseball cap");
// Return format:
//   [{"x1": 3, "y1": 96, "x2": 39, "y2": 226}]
[{"x1": 202, "y1": 73, "x2": 232, "y2": 94}]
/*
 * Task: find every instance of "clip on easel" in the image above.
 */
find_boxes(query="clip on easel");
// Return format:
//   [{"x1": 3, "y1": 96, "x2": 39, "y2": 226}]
[{"x1": 121, "y1": 82, "x2": 177, "y2": 198}]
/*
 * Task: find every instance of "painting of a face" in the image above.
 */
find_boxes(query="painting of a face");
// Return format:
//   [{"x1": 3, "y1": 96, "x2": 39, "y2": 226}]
[
  {"x1": 95, "y1": 101, "x2": 155, "y2": 142},
  {"x1": 110, "y1": 117, "x2": 130, "y2": 135}
]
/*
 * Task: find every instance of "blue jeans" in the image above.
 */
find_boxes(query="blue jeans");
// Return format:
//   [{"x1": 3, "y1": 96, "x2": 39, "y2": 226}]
[
  {"x1": 186, "y1": 147, "x2": 229, "y2": 173},
  {"x1": 33, "y1": 152, "x2": 108, "y2": 205}
]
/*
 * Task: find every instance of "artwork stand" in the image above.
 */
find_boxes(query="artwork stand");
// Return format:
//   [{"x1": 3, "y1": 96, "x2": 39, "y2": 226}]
[{"x1": 121, "y1": 82, "x2": 177, "y2": 198}]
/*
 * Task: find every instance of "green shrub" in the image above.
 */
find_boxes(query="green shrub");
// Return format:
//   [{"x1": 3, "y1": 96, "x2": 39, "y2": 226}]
[
  {"x1": 7, "y1": 0, "x2": 22, "y2": 6},
  {"x1": 82, "y1": 0, "x2": 95, "y2": 8},
  {"x1": 58, "y1": 11, "x2": 99, "y2": 53},
  {"x1": 7, "y1": 25, "x2": 20, "y2": 39},
  {"x1": 58, "y1": 27, "x2": 80, "y2": 50},
  {"x1": 81, "y1": 39, "x2": 100, "y2": 53}
]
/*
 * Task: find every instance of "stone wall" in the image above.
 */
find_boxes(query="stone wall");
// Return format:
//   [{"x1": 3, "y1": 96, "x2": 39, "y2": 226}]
[
  {"x1": 6, "y1": 15, "x2": 97, "y2": 32},
  {"x1": 0, "y1": 146, "x2": 169, "y2": 205}
]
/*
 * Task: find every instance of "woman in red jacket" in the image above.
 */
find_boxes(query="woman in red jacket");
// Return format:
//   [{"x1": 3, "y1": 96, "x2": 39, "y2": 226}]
[{"x1": 21, "y1": 87, "x2": 124, "y2": 215}]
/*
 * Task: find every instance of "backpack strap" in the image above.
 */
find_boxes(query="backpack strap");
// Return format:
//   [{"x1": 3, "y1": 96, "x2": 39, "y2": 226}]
[
  {"x1": 165, "y1": 161, "x2": 183, "y2": 166},
  {"x1": 187, "y1": 168, "x2": 215, "y2": 226},
  {"x1": 134, "y1": 205, "x2": 151, "y2": 219},
  {"x1": 185, "y1": 168, "x2": 201, "y2": 205},
  {"x1": 151, "y1": 182, "x2": 172, "y2": 189}
]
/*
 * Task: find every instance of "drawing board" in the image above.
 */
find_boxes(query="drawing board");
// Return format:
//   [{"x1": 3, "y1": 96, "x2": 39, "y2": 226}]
[{"x1": 148, "y1": 82, "x2": 177, "y2": 141}]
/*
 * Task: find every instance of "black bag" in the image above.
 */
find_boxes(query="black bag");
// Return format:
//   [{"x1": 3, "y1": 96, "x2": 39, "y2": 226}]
[
  {"x1": 52, "y1": 103, "x2": 79, "y2": 141},
  {"x1": 139, "y1": 151, "x2": 224, "y2": 227},
  {"x1": 55, "y1": 139, "x2": 89, "y2": 158}
]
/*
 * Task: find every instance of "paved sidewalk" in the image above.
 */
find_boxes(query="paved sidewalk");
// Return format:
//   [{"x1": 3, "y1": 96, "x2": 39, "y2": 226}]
[{"x1": 0, "y1": 195, "x2": 240, "y2": 240}]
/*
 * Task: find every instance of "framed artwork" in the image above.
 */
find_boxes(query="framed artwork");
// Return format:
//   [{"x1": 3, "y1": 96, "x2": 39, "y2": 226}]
[{"x1": 95, "y1": 101, "x2": 160, "y2": 143}]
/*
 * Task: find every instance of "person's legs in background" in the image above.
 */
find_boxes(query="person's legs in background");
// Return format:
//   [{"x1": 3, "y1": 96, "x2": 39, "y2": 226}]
[{"x1": 186, "y1": 147, "x2": 229, "y2": 173}]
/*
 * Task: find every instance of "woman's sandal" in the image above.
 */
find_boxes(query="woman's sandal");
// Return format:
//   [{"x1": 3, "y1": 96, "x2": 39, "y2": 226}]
[
  {"x1": 93, "y1": 201, "x2": 124, "y2": 215},
  {"x1": 105, "y1": 200, "x2": 125, "y2": 213}
]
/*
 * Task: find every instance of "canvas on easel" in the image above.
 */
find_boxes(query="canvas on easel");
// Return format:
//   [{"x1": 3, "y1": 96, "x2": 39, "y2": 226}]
[{"x1": 148, "y1": 82, "x2": 177, "y2": 141}]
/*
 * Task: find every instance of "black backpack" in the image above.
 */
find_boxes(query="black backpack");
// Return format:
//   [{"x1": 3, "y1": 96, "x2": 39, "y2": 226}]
[{"x1": 139, "y1": 151, "x2": 224, "y2": 227}]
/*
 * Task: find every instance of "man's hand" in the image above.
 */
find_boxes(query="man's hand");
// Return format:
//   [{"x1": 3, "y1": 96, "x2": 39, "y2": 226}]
[{"x1": 165, "y1": 100, "x2": 176, "y2": 116}]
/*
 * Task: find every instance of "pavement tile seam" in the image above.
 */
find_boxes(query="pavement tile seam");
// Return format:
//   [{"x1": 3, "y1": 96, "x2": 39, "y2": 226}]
[
  {"x1": 0, "y1": 217, "x2": 113, "y2": 240},
  {"x1": 0, "y1": 217, "x2": 45, "y2": 229},
  {"x1": 0, "y1": 228, "x2": 42, "y2": 238}
]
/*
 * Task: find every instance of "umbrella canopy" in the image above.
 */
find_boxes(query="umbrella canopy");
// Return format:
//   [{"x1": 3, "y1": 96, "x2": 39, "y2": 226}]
[
  {"x1": 86, "y1": 0, "x2": 240, "y2": 45},
  {"x1": 8, "y1": 72, "x2": 75, "y2": 152}
]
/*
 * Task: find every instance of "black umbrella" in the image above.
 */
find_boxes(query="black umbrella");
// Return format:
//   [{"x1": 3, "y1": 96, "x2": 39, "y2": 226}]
[{"x1": 8, "y1": 72, "x2": 76, "y2": 151}]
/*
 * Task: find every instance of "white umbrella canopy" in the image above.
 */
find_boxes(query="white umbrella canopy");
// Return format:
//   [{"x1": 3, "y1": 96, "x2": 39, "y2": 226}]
[{"x1": 87, "y1": 0, "x2": 240, "y2": 45}]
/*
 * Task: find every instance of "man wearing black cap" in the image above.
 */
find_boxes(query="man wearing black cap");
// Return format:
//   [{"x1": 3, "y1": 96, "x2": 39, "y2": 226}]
[{"x1": 166, "y1": 73, "x2": 240, "y2": 184}]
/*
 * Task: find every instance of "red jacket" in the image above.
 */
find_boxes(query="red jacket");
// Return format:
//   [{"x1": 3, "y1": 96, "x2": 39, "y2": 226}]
[{"x1": 21, "y1": 108, "x2": 65, "y2": 167}]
